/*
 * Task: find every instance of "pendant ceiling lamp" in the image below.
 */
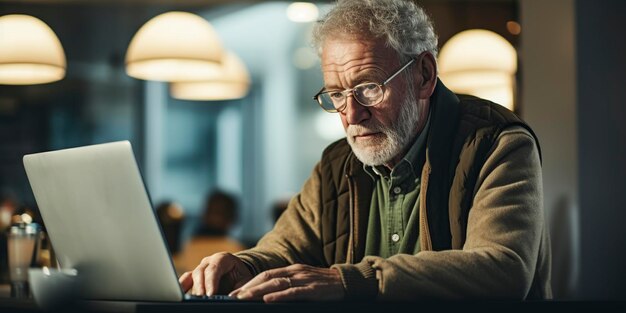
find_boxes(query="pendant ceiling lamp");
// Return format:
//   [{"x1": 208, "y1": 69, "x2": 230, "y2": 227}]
[
  {"x1": 125, "y1": 11, "x2": 224, "y2": 82},
  {"x1": 438, "y1": 29, "x2": 517, "y2": 111},
  {"x1": 0, "y1": 14, "x2": 66, "y2": 85},
  {"x1": 286, "y1": 2, "x2": 319, "y2": 23},
  {"x1": 170, "y1": 51, "x2": 250, "y2": 101}
]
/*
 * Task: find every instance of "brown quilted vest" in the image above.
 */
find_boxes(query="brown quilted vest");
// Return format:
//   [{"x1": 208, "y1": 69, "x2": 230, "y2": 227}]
[{"x1": 317, "y1": 79, "x2": 541, "y2": 264}]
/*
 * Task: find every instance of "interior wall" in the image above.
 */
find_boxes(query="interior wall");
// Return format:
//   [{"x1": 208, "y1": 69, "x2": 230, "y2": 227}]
[
  {"x1": 205, "y1": 3, "x2": 322, "y2": 241},
  {"x1": 576, "y1": 0, "x2": 626, "y2": 300},
  {"x1": 520, "y1": 0, "x2": 578, "y2": 299},
  {"x1": 522, "y1": 0, "x2": 626, "y2": 300}
]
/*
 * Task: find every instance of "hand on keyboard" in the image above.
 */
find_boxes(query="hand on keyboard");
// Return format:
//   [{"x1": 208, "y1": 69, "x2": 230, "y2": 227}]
[{"x1": 184, "y1": 294, "x2": 241, "y2": 301}]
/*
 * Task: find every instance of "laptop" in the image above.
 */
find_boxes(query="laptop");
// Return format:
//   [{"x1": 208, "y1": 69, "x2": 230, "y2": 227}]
[{"x1": 23, "y1": 141, "x2": 240, "y2": 302}]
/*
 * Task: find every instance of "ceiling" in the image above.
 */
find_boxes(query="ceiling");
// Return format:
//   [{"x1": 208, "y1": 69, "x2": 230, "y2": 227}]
[
  {"x1": 0, "y1": 0, "x2": 510, "y2": 5},
  {"x1": 0, "y1": 0, "x2": 286, "y2": 6}
]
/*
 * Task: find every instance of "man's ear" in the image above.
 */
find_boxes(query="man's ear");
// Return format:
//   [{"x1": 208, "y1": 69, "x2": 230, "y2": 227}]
[{"x1": 414, "y1": 51, "x2": 437, "y2": 100}]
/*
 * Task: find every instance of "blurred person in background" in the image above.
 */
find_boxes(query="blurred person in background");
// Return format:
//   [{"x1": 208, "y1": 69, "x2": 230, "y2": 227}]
[
  {"x1": 180, "y1": 0, "x2": 550, "y2": 302},
  {"x1": 155, "y1": 201, "x2": 185, "y2": 257},
  {"x1": 271, "y1": 199, "x2": 290, "y2": 224},
  {"x1": 174, "y1": 190, "x2": 245, "y2": 274},
  {"x1": 0, "y1": 190, "x2": 19, "y2": 283},
  {"x1": 0, "y1": 190, "x2": 18, "y2": 232}
]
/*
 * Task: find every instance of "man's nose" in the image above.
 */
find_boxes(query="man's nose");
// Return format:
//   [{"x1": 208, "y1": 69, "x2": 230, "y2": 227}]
[{"x1": 342, "y1": 95, "x2": 369, "y2": 125}]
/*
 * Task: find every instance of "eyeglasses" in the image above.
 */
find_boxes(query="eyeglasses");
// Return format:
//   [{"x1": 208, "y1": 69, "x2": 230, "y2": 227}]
[{"x1": 313, "y1": 58, "x2": 415, "y2": 113}]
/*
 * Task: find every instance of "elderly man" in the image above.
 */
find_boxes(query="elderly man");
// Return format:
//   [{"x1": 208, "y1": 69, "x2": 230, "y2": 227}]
[{"x1": 179, "y1": 0, "x2": 551, "y2": 301}]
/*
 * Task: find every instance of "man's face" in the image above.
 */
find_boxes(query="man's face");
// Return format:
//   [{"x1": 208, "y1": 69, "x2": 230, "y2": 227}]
[{"x1": 321, "y1": 38, "x2": 421, "y2": 166}]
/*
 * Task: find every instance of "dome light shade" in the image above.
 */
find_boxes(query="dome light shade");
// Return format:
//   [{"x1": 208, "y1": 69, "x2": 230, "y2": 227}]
[
  {"x1": 170, "y1": 52, "x2": 250, "y2": 101},
  {"x1": 125, "y1": 11, "x2": 224, "y2": 82},
  {"x1": 286, "y1": 2, "x2": 319, "y2": 23},
  {"x1": 438, "y1": 29, "x2": 517, "y2": 111},
  {"x1": 0, "y1": 14, "x2": 66, "y2": 85}
]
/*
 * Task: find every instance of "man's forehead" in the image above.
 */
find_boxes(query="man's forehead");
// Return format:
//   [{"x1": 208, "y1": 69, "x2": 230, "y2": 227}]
[{"x1": 321, "y1": 38, "x2": 397, "y2": 71}]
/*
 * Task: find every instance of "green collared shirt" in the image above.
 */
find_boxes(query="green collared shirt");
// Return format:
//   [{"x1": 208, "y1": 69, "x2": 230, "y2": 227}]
[{"x1": 363, "y1": 114, "x2": 431, "y2": 258}]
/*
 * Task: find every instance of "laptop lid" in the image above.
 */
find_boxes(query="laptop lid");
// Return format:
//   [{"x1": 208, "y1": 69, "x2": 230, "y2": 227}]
[{"x1": 23, "y1": 141, "x2": 183, "y2": 302}]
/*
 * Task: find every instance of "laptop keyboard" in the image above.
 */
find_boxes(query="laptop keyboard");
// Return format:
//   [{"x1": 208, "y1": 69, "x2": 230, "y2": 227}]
[{"x1": 184, "y1": 294, "x2": 252, "y2": 302}]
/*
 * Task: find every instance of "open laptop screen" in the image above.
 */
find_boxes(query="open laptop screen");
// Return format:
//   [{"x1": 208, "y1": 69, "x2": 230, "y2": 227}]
[{"x1": 24, "y1": 141, "x2": 183, "y2": 301}]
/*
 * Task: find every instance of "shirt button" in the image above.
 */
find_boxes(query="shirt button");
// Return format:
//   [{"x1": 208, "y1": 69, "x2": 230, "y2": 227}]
[
  {"x1": 393, "y1": 186, "x2": 402, "y2": 194},
  {"x1": 391, "y1": 233, "x2": 400, "y2": 242}
]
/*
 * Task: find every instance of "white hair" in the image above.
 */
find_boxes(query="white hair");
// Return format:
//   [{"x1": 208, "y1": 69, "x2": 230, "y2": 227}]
[{"x1": 312, "y1": 0, "x2": 439, "y2": 61}]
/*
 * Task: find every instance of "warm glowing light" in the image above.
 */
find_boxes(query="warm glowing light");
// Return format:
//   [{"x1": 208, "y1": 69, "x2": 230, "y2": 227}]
[
  {"x1": 438, "y1": 29, "x2": 517, "y2": 111},
  {"x1": 125, "y1": 11, "x2": 224, "y2": 82},
  {"x1": 0, "y1": 14, "x2": 66, "y2": 85},
  {"x1": 21, "y1": 213, "x2": 33, "y2": 224},
  {"x1": 286, "y1": 2, "x2": 319, "y2": 23},
  {"x1": 506, "y1": 21, "x2": 522, "y2": 35},
  {"x1": 170, "y1": 52, "x2": 250, "y2": 101}
]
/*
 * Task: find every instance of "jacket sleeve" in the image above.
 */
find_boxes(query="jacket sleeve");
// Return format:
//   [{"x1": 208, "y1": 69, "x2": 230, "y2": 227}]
[
  {"x1": 235, "y1": 162, "x2": 326, "y2": 275},
  {"x1": 332, "y1": 126, "x2": 548, "y2": 300}
]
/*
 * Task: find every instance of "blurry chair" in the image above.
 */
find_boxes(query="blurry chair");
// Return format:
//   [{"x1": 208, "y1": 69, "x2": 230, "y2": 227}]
[{"x1": 173, "y1": 190, "x2": 245, "y2": 274}]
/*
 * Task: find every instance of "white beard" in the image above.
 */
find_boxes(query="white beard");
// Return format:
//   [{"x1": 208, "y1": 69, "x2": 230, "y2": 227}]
[{"x1": 346, "y1": 90, "x2": 421, "y2": 166}]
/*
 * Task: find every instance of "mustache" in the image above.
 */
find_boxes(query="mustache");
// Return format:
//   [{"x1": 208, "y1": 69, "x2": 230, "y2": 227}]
[{"x1": 346, "y1": 121, "x2": 385, "y2": 137}]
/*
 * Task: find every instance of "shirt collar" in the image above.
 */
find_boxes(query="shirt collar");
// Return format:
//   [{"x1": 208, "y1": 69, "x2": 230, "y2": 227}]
[{"x1": 363, "y1": 110, "x2": 432, "y2": 179}]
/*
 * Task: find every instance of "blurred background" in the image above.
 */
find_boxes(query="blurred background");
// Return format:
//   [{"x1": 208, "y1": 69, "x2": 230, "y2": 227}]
[{"x1": 0, "y1": 0, "x2": 624, "y2": 300}]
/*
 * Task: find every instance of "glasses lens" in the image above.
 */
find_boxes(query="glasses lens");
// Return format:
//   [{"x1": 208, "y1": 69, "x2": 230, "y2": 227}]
[
  {"x1": 354, "y1": 83, "x2": 383, "y2": 106},
  {"x1": 317, "y1": 91, "x2": 344, "y2": 112}
]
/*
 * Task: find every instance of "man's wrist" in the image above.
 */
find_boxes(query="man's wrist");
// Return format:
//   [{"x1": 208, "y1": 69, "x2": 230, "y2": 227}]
[{"x1": 331, "y1": 262, "x2": 378, "y2": 300}]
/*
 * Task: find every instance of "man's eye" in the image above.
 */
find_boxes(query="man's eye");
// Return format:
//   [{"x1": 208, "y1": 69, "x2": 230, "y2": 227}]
[
  {"x1": 329, "y1": 92, "x2": 343, "y2": 99},
  {"x1": 362, "y1": 84, "x2": 378, "y2": 90}
]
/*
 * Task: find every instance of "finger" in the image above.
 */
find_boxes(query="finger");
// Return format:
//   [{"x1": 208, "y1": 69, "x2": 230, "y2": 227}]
[
  {"x1": 231, "y1": 279, "x2": 248, "y2": 293},
  {"x1": 191, "y1": 263, "x2": 208, "y2": 296},
  {"x1": 178, "y1": 272, "x2": 193, "y2": 293},
  {"x1": 203, "y1": 255, "x2": 230, "y2": 296},
  {"x1": 228, "y1": 278, "x2": 255, "y2": 297},
  {"x1": 228, "y1": 283, "x2": 252, "y2": 297},
  {"x1": 263, "y1": 286, "x2": 308, "y2": 303},
  {"x1": 237, "y1": 277, "x2": 292, "y2": 300},
  {"x1": 228, "y1": 287, "x2": 242, "y2": 297},
  {"x1": 238, "y1": 267, "x2": 291, "y2": 291}
]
